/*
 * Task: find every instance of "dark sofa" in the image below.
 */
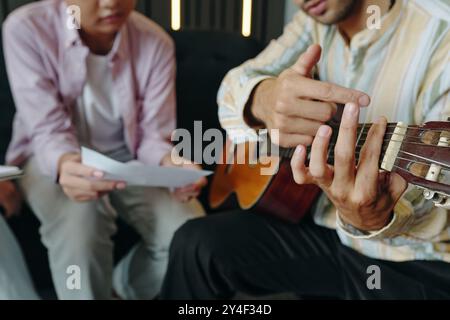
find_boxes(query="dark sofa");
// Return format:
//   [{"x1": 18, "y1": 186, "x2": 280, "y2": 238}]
[{"x1": 0, "y1": 30, "x2": 262, "y2": 298}]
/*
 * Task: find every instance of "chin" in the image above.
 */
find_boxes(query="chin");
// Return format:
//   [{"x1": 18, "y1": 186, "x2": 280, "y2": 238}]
[
  {"x1": 98, "y1": 25, "x2": 123, "y2": 34},
  {"x1": 310, "y1": 12, "x2": 341, "y2": 25}
]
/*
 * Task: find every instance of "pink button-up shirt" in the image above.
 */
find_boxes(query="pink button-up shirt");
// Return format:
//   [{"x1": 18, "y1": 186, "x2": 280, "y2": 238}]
[{"x1": 3, "y1": 0, "x2": 176, "y2": 180}]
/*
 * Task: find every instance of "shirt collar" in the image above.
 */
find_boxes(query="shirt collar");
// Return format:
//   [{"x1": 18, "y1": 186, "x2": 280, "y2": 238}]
[
  {"x1": 109, "y1": 26, "x2": 129, "y2": 62},
  {"x1": 346, "y1": 0, "x2": 404, "y2": 50}
]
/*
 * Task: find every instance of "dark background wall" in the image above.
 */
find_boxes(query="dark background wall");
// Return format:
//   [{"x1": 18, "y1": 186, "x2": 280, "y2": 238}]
[{"x1": 0, "y1": 0, "x2": 286, "y2": 44}]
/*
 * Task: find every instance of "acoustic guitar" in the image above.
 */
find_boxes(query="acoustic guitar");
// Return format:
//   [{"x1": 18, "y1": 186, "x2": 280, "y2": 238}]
[{"x1": 209, "y1": 120, "x2": 450, "y2": 223}]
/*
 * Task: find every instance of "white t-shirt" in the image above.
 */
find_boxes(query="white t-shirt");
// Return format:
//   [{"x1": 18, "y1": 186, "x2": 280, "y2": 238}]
[{"x1": 75, "y1": 53, "x2": 132, "y2": 162}]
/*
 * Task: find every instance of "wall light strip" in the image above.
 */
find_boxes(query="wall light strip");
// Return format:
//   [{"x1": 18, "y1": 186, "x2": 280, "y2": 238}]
[
  {"x1": 171, "y1": 0, "x2": 181, "y2": 31},
  {"x1": 242, "y1": 0, "x2": 252, "y2": 37}
]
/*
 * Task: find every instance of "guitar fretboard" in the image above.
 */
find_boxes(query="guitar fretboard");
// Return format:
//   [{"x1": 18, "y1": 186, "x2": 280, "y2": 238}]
[{"x1": 277, "y1": 123, "x2": 405, "y2": 165}]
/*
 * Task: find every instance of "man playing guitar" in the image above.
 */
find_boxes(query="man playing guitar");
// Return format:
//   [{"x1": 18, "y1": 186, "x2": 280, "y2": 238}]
[{"x1": 160, "y1": 0, "x2": 450, "y2": 299}]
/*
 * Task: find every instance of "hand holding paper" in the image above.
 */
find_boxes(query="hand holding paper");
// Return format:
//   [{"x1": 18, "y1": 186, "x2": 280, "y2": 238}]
[
  {"x1": 159, "y1": 152, "x2": 209, "y2": 202},
  {"x1": 81, "y1": 147, "x2": 212, "y2": 189},
  {"x1": 58, "y1": 152, "x2": 125, "y2": 203}
]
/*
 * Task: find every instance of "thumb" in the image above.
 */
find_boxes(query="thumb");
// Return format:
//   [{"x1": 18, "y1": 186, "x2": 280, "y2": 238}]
[{"x1": 291, "y1": 44, "x2": 322, "y2": 77}]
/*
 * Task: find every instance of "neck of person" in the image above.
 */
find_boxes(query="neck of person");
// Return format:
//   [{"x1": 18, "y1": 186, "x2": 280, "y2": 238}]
[
  {"x1": 80, "y1": 30, "x2": 117, "y2": 56},
  {"x1": 338, "y1": 0, "x2": 393, "y2": 43}
]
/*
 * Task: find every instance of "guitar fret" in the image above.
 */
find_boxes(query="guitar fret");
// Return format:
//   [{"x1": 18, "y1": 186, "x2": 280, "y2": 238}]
[{"x1": 276, "y1": 123, "x2": 399, "y2": 164}]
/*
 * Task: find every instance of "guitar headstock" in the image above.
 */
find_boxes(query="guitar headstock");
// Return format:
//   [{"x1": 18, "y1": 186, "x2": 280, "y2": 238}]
[{"x1": 388, "y1": 120, "x2": 450, "y2": 209}]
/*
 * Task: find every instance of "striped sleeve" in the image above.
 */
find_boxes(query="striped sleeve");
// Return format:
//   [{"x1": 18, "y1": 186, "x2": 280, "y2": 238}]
[
  {"x1": 217, "y1": 10, "x2": 315, "y2": 143},
  {"x1": 419, "y1": 23, "x2": 450, "y2": 122}
]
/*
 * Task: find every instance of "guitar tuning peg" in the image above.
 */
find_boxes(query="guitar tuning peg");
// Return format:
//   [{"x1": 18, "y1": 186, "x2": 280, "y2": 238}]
[
  {"x1": 424, "y1": 190, "x2": 450, "y2": 209},
  {"x1": 423, "y1": 190, "x2": 450, "y2": 209},
  {"x1": 435, "y1": 196, "x2": 450, "y2": 209}
]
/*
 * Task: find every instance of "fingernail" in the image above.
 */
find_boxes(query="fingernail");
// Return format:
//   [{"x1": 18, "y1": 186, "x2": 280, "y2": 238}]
[
  {"x1": 317, "y1": 126, "x2": 331, "y2": 137},
  {"x1": 376, "y1": 116, "x2": 386, "y2": 124},
  {"x1": 93, "y1": 171, "x2": 104, "y2": 178},
  {"x1": 294, "y1": 145, "x2": 304, "y2": 157},
  {"x1": 116, "y1": 182, "x2": 127, "y2": 190},
  {"x1": 344, "y1": 103, "x2": 358, "y2": 118},
  {"x1": 358, "y1": 95, "x2": 370, "y2": 106}
]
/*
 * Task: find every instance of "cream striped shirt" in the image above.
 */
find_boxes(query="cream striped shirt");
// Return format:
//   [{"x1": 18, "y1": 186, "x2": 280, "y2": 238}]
[{"x1": 217, "y1": 0, "x2": 450, "y2": 262}]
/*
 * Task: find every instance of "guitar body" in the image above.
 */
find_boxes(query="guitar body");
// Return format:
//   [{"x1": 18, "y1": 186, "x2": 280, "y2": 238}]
[{"x1": 209, "y1": 140, "x2": 322, "y2": 223}]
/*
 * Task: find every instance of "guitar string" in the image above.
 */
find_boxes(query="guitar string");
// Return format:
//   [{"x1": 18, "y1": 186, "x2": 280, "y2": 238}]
[
  {"x1": 276, "y1": 138, "x2": 450, "y2": 159},
  {"x1": 392, "y1": 165, "x2": 450, "y2": 190},
  {"x1": 267, "y1": 122, "x2": 450, "y2": 185},
  {"x1": 327, "y1": 149, "x2": 450, "y2": 170},
  {"x1": 305, "y1": 138, "x2": 450, "y2": 170},
  {"x1": 274, "y1": 127, "x2": 449, "y2": 158},
  {"x1": 278, "y1": 131, "x2": 449, "y2": 155},
  {"x1": 355, "y1": 131, "x2": 439, "y2": 141},
  {"x1": 394, "y1": 156, "x2": 450, "y2": 171},
  {"x1": 328, "y1": 139, "x2": 450, "y2": 148},
  {"x1": 355, "y1": 121, "x2": 367, "y2": 160},
  {"x1": 327, "y1": 139, "x2": 450, "y2": 148},
  {"x1": 349, "y1": 124, "x2": 450, "y2": 132},
  {"x1": 333, "y1": 130, "x2": 449, "y2": 144},
  {"x1": 388, "y1": 127, "x2": 449, "y2": 132},
  {"x1": 398, "y1": 150, "x2": 450, "y2": 169},
  {"x1": 327, "y1": 152, "x2": 450, "y2": 171},
  {"x1": 236, "y1": 135, "x2": 450, "y2": 167}
]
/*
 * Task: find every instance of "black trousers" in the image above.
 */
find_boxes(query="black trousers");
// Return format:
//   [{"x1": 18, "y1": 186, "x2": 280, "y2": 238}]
[{"x1": 160, "y1": 211, "x2": 450, "y2": 299}]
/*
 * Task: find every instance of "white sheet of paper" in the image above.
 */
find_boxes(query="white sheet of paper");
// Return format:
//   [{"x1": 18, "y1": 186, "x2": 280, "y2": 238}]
[
  {"x1": 81, "y1": 147, "x2": 212, "y2": 188},
  {"x1": 0, "y1": 166, "x2": 23, "y2": 181}
]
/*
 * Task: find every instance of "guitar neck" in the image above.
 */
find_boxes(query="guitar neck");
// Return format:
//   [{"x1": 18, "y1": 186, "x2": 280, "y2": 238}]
[
  {"x1": 266, "y1": 119, "x2": 450, "y2": 203},
  {"x1": 278, "y1": 122, "x2": 404, "y2": 167}
]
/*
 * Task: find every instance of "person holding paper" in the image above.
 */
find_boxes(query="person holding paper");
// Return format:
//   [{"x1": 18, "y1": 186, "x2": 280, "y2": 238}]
[
  {"x1": 3, "y1": 0, "x2": 206, "y2": 299},
  {"x1": 0, "y1": 181, "x2": 40, "y2": 299}
]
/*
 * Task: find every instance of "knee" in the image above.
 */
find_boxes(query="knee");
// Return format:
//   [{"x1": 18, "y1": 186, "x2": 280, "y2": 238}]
[
  {"x1": 171, "y1": 218, "x2": 213, "y2": 253},
  {"x1": 39, "y1": 204, "x2": 114, "y2": 253},
  {"x1": 169, "y1": 213, "x2": 249, "y2": 265},
  {"x1": 170, "y1": 217, "x2": 223, "y2": 260}
]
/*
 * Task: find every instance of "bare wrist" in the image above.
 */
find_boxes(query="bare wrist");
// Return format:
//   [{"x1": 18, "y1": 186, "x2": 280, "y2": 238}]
[
  {"x1": 339, "y1": 211, "x2": 394, "y2": 232},
  {"x1": 57, "y1": 152, "x2": 80, "y2": 176},
  {"x1": 244, "y1": 79, "x2": 275, "y2": 129}
]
